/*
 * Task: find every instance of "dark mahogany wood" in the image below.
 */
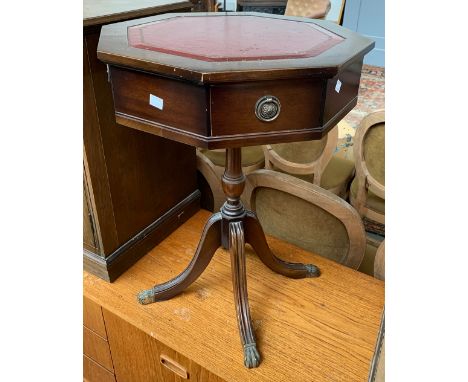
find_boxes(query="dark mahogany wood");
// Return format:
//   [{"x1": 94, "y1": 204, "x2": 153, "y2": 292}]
[
  {"x1": 210, "y1": 78, "x2": 323, "y2": 137},
  {"x1": 110, "y1": 66, "x2": 209, "y2": 138},
  {"x1": 137, "y1": 212, "x2": 222, "y2": 303},
  {"x1": 83, "y1": 1, "x2": 196, "y2": 282},
  {"x1": 101, "y1": 13, "x2": 373, "y2": 148},
  {"x1": 101, "y1": 12, "x2": 374, "y2": 367},
  {"x1": 98, "y1": 13, "x2": 374, "y2": 84},
  {"x1": 137, "y1": 149, "x2": 319, "y2": 368}
]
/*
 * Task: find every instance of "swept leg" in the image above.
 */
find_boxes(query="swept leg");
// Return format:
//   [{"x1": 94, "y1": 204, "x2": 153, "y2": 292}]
[
  {"x1": 138, "y1": 212, "x2": 222, "y2": 304},
  {"x1": 244, "y1": 211, "x2": 320, "y2": 278},
  {"x1": 230, "y1": 221, "x2": 261, "y2": 369}
]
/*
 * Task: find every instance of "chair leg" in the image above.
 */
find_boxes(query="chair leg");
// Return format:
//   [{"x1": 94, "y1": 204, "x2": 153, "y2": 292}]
[
  {"x1": 229, "y1": 220, "x2": 261, "y2": 368},
  {"x1": 138, "y1": 212, "x2": 222, "y2": 304},
  {"x1": 244, "y1": 211, "x2": 320, "y2": 278}
]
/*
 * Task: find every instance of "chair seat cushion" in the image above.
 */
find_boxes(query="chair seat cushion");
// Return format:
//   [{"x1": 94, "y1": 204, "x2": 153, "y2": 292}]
[
  {"x1": 200, "y1": 146, "x2": 264, "y2": 167},
  {"x1": 350, "y1": 177, "x2": 385, "y2": 214}
]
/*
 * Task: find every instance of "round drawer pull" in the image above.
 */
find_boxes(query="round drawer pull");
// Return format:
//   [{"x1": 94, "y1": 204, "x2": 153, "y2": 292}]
[{"x1": 255, "y1": 96, "x2": 281, "y2": 122}]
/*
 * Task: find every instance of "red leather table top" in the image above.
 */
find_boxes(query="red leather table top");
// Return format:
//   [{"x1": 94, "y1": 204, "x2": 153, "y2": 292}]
[{"x1": 127, "y1": 15, "x2": 344, "y2": 62}]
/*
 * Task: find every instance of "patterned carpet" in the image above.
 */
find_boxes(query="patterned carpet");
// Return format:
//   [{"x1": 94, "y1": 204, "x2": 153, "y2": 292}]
[{"x1": 336, "y1": 64, "x2": 385, "y2": 160}]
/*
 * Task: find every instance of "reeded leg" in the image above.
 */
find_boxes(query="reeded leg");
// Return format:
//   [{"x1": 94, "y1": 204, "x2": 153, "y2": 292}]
[
  {"x1": 138, "y1": 212, "x2": 222, "y2": 304},
  {"x1": 230, "y1": 221, "x2": 261, "y2": 369},
  {"x1": 244, "y1": 211, "x2": 320, "y2": 278}
]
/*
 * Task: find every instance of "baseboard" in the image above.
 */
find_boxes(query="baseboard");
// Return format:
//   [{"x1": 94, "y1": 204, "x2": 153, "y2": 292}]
[{"x1": 83, "y1": 190, "x2": 200, "y2": 282}]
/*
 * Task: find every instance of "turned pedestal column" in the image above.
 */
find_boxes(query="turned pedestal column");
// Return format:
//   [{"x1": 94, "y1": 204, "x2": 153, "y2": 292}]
[{"x1": 138, "y1": 148, "x2": 319, "y2": 368}]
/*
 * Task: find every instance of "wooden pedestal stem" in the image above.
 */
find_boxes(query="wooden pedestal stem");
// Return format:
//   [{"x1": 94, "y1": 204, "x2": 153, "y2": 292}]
[{"x1": 138, "y1": 148, "x2": 320, "y2": 368}]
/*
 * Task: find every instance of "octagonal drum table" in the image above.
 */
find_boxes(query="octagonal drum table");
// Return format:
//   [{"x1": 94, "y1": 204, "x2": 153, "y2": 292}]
[{"x1": 98, "y1": 12, "x2": 374, "y2": 369}]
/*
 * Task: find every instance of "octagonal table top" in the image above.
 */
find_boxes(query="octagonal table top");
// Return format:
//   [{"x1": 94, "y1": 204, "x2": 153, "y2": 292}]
[
  {"x1": 98, "y1": 12, "x2": 374, "y2": 83},
  {"x1": 127, "y1": 15, "x2": 344, "y2": 62}
]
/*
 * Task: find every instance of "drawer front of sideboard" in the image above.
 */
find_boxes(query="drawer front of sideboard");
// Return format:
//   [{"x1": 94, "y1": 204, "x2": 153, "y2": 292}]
[
  {"x1": 210, "y1": 78, "x2": 324, "y2": 138},
  {"x1": 83, "y1": 326, "x2": 114, "y2": 372},
  {"x1": 110, "y1": 66, "x2": 208, "y2": 137},
  {"x1": 84, "y1": 297, "x2": 107, "y2": 338},
  {"x1": 84, "y1": 355, "x2": 116, "y2": 382},
  {"x1": 102, "y1": 308, "x2": 225, "y2": 382}
]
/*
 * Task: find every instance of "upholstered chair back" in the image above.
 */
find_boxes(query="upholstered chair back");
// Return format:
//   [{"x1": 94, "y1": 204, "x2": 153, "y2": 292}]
[
  {"x1": 269, "y1": 137, "x2": 327, "y2": 166},
  {"x1": 245, "y1": 169, "x2": 366, "y2": 269},
  {"x1": 350, "y1": 110, "x2": 385, "y2": 232},
  {"x1": 363, "y1": 122, "x2": 385, "y2": 188},
  {"x1": 285, "y1": 0, "x2": 331, "y2": 19}
]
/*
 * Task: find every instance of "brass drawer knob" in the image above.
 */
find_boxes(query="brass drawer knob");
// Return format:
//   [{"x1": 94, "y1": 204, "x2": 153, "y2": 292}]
[{"x1": 255, "y1": 95, "x2": 281, "y2": 122}]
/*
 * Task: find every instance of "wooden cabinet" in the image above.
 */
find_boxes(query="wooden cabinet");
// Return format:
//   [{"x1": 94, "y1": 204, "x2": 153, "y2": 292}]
[
  {"x1": 84, "y1": 210, "x2": 385, "y2": 382},
  {"x1": 103, "y1": 309, "x2": 223, "y2": 382},
  {"x1": 83, "y1": 0, "x2": 198, "y2": 282},
  {"x1": 83, "y1": 297, "x2": 116, "y2": 381}
]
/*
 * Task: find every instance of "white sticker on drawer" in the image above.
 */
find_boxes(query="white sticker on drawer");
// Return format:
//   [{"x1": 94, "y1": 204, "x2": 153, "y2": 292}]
[
  {"x1": 149, "y1": 94, "x2": 164, "y2": 110},
  {"x1": 335, "y1": 80, "x2": 342, "y2": 93}
]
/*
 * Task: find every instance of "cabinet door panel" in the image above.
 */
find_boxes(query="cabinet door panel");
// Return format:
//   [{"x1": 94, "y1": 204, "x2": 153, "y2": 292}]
[{"x1": 102, "y1": 308, "x2": 225, "y2": 382}]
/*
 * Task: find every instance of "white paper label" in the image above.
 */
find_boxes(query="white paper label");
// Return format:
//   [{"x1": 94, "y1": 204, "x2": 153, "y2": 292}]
[
  {"x1": 149, "y1": 94, "x2": 164, "y2": 110},
  {"x1": 335, "y1": 79, "x2": 342, "y2": 93}
]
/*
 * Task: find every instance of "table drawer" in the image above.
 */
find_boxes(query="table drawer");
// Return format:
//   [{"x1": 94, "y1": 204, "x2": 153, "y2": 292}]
[
  {"x1": 84, "y1": 355, "x2": 116, "y2": 382},
  {"x1": 210, "y1": 78, "x2": 323, "y2": 137},
  {"x1": 110, "y1": 66, "x2": 208, "y2": 138},
  {"x1": 83, "y1": 326, "x2": 114, "y2": 372}
]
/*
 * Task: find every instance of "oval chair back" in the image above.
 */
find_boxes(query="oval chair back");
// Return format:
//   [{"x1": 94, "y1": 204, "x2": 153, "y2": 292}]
[
  {"x1": 263, "y1": 125, "x2": 338, "y2": 185},
  {"x1": 350, "y1": 110, "x2": 385, "y2": 226},
  {"x1": 244, "y1": 169, "x2": 366, "y2": 269}
]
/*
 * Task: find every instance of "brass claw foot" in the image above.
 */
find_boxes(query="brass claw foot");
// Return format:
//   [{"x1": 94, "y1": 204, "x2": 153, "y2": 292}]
[
  {"x1": 137, "y1": 289, "x2": 156, "y2": 305},
  {"x1": 305, "y1": 264, "x2": 320, "y2": 277},
  {"x1": 244, "y1": 343, "x2": 261, "y2": 369}
]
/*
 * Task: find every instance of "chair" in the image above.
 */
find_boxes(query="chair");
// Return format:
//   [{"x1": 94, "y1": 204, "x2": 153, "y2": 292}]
[
  {"x1": 285, "y1": 0, "x2": 331, "y2": 19},
  {"x1": 197, "y1": 146, "x2": 265, "y2": 212},
  {"x1": 349, "y1": 110, "x2": 385, "y2": 235},
  {"x1": 374, "y1": 240, "x2": 385, "y2": 281},
  {"x1": 263, "y1": 124, "x2": 355, "y2": 198},
  {"x1": 244, "y1": 169, "x2": 366, "y2": 269}
]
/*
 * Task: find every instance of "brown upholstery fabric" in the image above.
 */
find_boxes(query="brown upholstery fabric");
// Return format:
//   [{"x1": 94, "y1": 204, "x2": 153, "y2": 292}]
[
  {"x1": 200, "y1": 146, "x2": 264, "y2": 167},
  {"x1": 358, "y1": 242, "x2": 378, "y2": 276},
  {"x1": 350, "y1": 177, "x2": 385, "y2": 214},
  {"x1": 270, "y1": 137, "x2": 327, "y2": 164},
  {"x1": 364, "y1": 122, "x2": 385, "y2": 186},
  {"x1": 278, "y1": 155, "x2": 354, "y2": 191},
  {"x1": 374, "y1": 242, "x2": 385, "y2": 281},
  {"x1": 320, "y1": 155, "x2": 355, "y2": 189},
  {"x1": 285, "y1": 0, "x2": 331, "y2": 19},
  {"x1": 254, "y1": 187, "x2": 350, "y2": 263}
]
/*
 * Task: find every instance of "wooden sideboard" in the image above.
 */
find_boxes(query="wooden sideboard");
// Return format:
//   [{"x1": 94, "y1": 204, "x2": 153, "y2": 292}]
[
  {"x1": 84, "y1": 209, "x2": 384, "y2": 381},
  {"x1": 83, "y1": 0, "x2": 200, "y2": 282}
]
